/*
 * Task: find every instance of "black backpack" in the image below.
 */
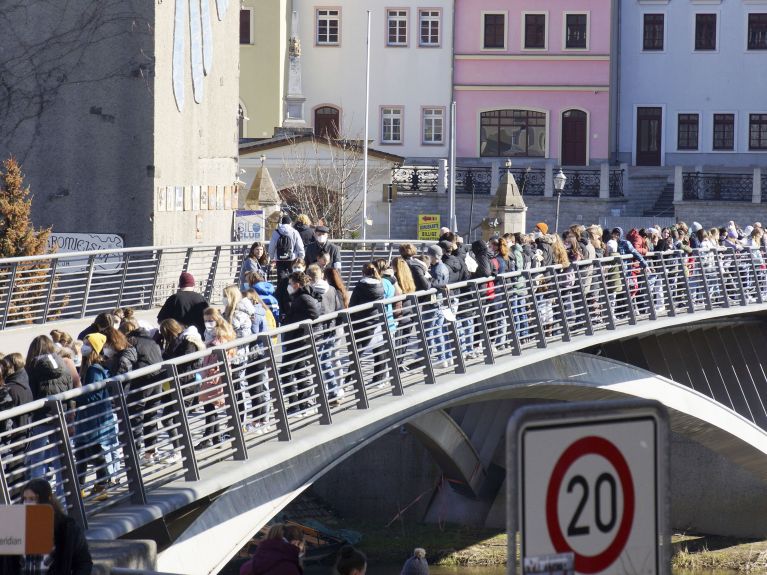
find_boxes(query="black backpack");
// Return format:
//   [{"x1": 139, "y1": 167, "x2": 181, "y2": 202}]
[{"x1": 275, "y1": 230, "x2": 293, "y2": 261}]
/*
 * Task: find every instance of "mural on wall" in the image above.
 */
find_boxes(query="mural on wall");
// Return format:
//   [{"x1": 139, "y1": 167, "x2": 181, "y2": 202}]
[{"x1": 173, "y1": 0, "x2": 229, "y2": 112}]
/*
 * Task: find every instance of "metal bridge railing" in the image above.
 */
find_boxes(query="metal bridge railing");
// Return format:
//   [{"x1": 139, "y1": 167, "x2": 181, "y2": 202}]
[
  {"x1": 1, "y1": 246, "x2": 766, "y2": 530},
  {"x1": 0, "y1": 240, "x2": 434, "y2": 328}
]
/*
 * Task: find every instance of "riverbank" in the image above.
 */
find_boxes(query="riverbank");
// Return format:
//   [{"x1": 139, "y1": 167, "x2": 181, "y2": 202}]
[{"x1": 343, "y1": 520, "x2": 767, "y2": 572}]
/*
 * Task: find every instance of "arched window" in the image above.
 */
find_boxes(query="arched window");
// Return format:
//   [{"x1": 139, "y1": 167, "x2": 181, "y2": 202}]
[
  {"x1": 314, "y1": 106, "x2": 340, "y2": 139},
  {"x1": 480, "y1": 110, "x2": 546, "y2": 157}
]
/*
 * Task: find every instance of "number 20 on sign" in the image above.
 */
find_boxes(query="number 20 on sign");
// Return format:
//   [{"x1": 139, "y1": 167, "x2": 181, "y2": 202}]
[{"x1": 506, "y1": 401, "x2": 670, "y2": 575}]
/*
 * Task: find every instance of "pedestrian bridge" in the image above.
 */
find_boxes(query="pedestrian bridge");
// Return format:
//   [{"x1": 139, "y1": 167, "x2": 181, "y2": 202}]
[{"x1": 2, "y1": 242, "x2": 767, "y2": 574}]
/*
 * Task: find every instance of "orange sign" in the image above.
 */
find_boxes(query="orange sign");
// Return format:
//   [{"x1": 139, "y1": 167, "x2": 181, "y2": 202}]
[{"x1": 0, "y1": 505, "x2": 54, "y2": 555}]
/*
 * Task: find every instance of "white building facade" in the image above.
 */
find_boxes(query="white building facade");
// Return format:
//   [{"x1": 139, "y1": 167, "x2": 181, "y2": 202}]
[
  {"x1": 295, "y1": 0, "x2": 454, "y2": 161},
  {"x1": 618, "y1": 1, "x2": 767, "y2": 167}
]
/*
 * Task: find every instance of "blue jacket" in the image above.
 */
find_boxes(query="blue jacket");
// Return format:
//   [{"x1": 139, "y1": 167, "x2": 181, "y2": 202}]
[
  {"x1": 75, "y1": 364, "x2": 115, "y2": 447},
  {"x1": 613, "y1": 227, "x2": 648, "y2": 268},
  {"x1": 254, "y1": 281, "x2": 280, "y2": 324}
]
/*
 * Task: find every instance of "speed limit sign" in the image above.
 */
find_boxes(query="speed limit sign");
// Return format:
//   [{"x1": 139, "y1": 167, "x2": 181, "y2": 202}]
[{"x1": 507, "y1": 400, "x2": 669, "y2": 575}]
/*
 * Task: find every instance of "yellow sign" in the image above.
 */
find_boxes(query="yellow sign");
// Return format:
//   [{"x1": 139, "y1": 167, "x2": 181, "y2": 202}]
[{"x1": 417, "y1": 214, "x2": 441, "y2": 241}]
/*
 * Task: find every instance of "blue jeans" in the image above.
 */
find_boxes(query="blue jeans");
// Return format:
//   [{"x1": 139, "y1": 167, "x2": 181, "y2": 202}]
[
  {"x1": 318, "y1": 336, "x2": 339, "y2": 398},
  {"x1": 25, "y1": 423, "x2": 64, "y2": 497},
  {"x1": 427, "y1": 306, "x2": 448, "y2": 363}
]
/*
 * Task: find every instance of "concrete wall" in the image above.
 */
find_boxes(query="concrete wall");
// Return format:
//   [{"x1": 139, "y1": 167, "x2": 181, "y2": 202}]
[
  {"x1": 0, "y1": 1, "x2": 155, "y2": 246},
  {"x1": 618, "y1": 2, "x2": 767, "y2": 167},
  {"x1": 390, "y1": 193, "x2": 627, "y2": 239},
  {"x1": 311, "y1": 427, "x2": 441, "y2": 522},
  {"x1": 0, "y1": 0, "x2": 239, "y2": 248},
  {"x1": 240, "y1": 0, "x2": 290, "y2": 138}
]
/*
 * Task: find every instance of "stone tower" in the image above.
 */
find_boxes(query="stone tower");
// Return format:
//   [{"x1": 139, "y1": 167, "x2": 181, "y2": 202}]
[
  {"x1": 488, "y1": 160, "x2": 527, "y2": 235},
  {"x1": 244, "y1": 156, "x2": 283, "y2": 236}
]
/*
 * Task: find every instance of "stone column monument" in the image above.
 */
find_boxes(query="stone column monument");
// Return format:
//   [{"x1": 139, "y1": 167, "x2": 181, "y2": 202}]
[
  {"x1": 283, "y1": 11, "x2": 307, "y2": 129},
  {"x1": 488, "y1": 159, "x2": 527, "y2": 236}
]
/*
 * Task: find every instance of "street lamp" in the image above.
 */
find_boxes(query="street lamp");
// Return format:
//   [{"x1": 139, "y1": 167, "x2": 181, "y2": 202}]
[{"x1": 553, "y1": 168, "x2": 567, "y2": 233}]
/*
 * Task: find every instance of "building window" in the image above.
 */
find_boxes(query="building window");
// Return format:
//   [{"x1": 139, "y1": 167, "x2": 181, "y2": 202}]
[
  {"x1": 317, "y1": 9, "x2": 340, "y2": 45},
  {"x1": 315, "y1": 106, "x2": 340, "y2": 139},
  {"x1": 713, "y1": 114, "x2": 735, "y2": 151},
  {"x1": 748, "y1": 13, "x2": 767, "y2": 50},
  {"x1": 677, "y1": 114, "x2": 699, "y2": 151},
  {"x1": 643, "y1": 14, "x2": 664, "y2": 51},
  {"x1": 565, "y1": 13, "x2": 587, "y2": 49},
  {"x1": 422, "y1": 108, "x2": 444, "y2": 144},
  {"x1": 480, "y1": 110, "x2": 546, "y2": 158},
  {"x1": 387, "y1": 9, "x2": 408, "y2": 46},
  {"x1": 419, "y1": 10, "x2": 440, "y2": 46},
  {"x1": 240, "y1": 9, "x2": 252, "y2": 45},
  {"x1": 749, "y1": 114, "x2": 767, "y2": 150},
  {"x1": 483, "y1": 13, "x2": 506, "y2": 50},
  {"x1": 695, "y1": 14, "x2": 717, "y2": 51},
  {"x1": 524, "y1": 14, "x2": 547, "y2": 49},
  {"x1": 381, "y1": 108, "x2": 403, "y2": 144}
]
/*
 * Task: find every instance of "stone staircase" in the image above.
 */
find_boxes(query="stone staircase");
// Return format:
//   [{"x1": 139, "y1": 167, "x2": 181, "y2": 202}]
[
  {"x1": 644, "y1": 182, "x2": 675, "y2": 217},
  {"x1": 623, "y1": 167, "x2": 674, "y2": 217}
]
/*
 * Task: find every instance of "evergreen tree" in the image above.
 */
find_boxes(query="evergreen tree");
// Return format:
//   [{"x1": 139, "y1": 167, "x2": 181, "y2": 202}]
[
  {"x1": 0, "y1": 158, "x2": 54, "y2": 324},
  {"x1": 0, "y1": 158, "x2": 50, "y2": 258}
]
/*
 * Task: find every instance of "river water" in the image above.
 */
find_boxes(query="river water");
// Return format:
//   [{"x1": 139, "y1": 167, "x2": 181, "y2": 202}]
[{"x1": 306, "y1": 567, "x2": 737, "y2": 575}]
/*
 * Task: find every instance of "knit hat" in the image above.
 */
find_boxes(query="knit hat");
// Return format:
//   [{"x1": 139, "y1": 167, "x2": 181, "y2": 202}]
[
  {"x1": 84, "y1": 333, "x2": 106, "y2": 355},
  {"x1": 691, "y1": 221, "x2": 703, "y2": 233},
  {"x1": 178, "y1": 271, "x2": 195, "y2": 288},
  {"x1": 535, "y1": 222, "x2": 549, "y2": 235},
  {"x1": 427, "y1": 245, "x2": 443, "y2": 258}
]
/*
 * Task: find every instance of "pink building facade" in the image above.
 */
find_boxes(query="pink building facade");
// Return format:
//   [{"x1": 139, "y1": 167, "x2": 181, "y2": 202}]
[{"x1": 454, "y1": 0, "x2": 612, "y2": 166}]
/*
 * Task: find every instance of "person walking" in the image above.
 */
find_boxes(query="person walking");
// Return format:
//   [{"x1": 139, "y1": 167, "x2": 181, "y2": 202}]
[
  {"x1": 269, "y1": 215, "x2": 306, "y2": 281},
  {"x1": 305, "y1": 225, "x2": 341, "y2": 270},
  {"x1": 307, "y1": 264, "x2": 344, "y2": 401},
  {"x1": 240, "y1": 242, "x2": 271, "y2": 288},
  {"x1": 293, "y1": 214, "x2": 316, "y2": 247},
  {"x1": 157, "y1": 271, "x2": 210, "y2": 336},
  {"x1": 348, "y1": 263, "x2": 388, "y2": 387}
]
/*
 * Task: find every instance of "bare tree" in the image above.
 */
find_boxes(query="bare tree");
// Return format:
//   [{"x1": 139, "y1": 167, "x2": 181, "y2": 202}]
[{"x1": 279, "y1": 132, "x2": 391, "y2": 238}]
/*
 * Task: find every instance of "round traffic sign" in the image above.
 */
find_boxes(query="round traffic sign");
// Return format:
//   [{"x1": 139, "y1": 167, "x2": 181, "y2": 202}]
[{"x1": 545, "y1": 436, "x2": 635, "y2": 574}]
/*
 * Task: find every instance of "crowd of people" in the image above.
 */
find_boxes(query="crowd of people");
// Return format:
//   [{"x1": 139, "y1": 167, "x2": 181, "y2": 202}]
[{"x1": 0, "y1": 213, "x2": 765, "y2": 520}]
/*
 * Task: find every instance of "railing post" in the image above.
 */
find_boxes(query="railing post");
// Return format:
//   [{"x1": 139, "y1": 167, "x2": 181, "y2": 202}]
[
  {"x1": 79, "y1": 255, "x2": 97, "y2": 319},
  {"x1": 116, "y1": 254, "x2": 132, "y2": 307},
  {"x1": 0, "y1": 262, "x2": 18, "y2": 330},
  {"x1": 214, "y1": 348, "x2": 248, "y2": 459},
  {"x1": 594, "y1": 260, "x2": 616, "y2": 330},
  {"x1": 599, "y1": 163, "x2": 610, "y2": 199},
  {"x1": 658, "y1": 256, "x2": 677, "y2": 317},
  {"x1": 53, "y1": 401, "x2": 87, "y2": 529},
  {"x1": 147, "y1": 249, "x2": 164, "y2": 310},
  {"x1": 407, "y1": 294, "x2": 437, "y2": 385},
  {"x1": 681, "y1": 253, "x2": 696, "y2": 314},
  {"x1": 575, "y1": 263, "x2": 595, "y2": 335},
  {"x1": 523, "y1": 271, "x2": 548, "y2": 348},
  {"x1": 498, "y1": 276, "x2": 522, "y2": 356},
  {"x1": 165, "y1": 364, "x2": 201, "y2": 480},
  {"x1": 748, "y1": 249, "x2": 763, "y2": 304},
  {"x1": 471, "y1": 282, "x2": 496, "y2": 364},
  {"x1": 696, "y1": 251, "x2": 713, "y2": 310},
  {"x1": 0, "y1": 449, "x2": 9, "y2": 504},
  {"x1": 41, "y1": 258, "x2": 58, "y2": 322},
  {"x1": 182, "y1": 247, "x2": 194, "y2": 272},
  {"x1": 548, "y1": 268, "x2": 571, "y2": 342},
  {"x1": 731, "y1": 249, "x2": 748, "y2": 306},
  {"x1": 305, "y1": 325, "x2": 334, "y2": 423},
  {"x1": 674, "y1": 166, "x2": 684, "y2": 202},
  {"x1": 618, "y1": 257, "x2": 638, "y2": 325},
  {"x1": 108, "y1": 380, "x2": 147, "y2": 505},
  {"x1": 258, "y1": 334, "x2": 291, "y2": 441},
  {"x1": 444, "y1": 290, "x2": 467, "y2": 375},
  {"x1": 204, "y1": 246, "x2": 222, "y2": 302},
  {"x1": 339, "y1": 312, "x2": 370, "y2": 408},
  {"x1": 713, "y1": 250, "x2": 730, "y2": 309},
  {"x1": 375, "y1": 303, "x2": 404, "y2": 396}
]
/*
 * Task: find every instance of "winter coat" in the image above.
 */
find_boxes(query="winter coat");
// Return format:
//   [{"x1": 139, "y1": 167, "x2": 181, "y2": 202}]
[
  {"x1": 200, "y1": 336, "x2": 236, "y2": 406},
  {"x1": 75, "y1": 363, "x2": 115, "y2": 447},
  {"x1": 4, "y1": 368, "x2": 32, "y2": 431},
  {"x1": 231, "y1": 298, "x2": 254, "y2": 339},
  {"x1": 293, "y1": 222, "x2": 315, "y2": 248},
  {"x1": 268, "y1": 224, "x2": 305, "y2": 262},
  {"x1": 626, "y1": 229, "x2": 647, "y2": 256},
  {"x1": 255, "y1": 281, "x2": 280, "y2": 324},
  {"x1": 349, "y1": 277, "x2": 385, "y2": 331},
  {"x1": 471, "y1": 241, "x2": 493, "y2": 279},
  {"x1": 157, "y1": 289, "x2": 210, "y2": 336},
  {"x1": 283, "y1": 286, "x2": 321, "y2": 349},
  {"x1": 521, "y1": 243, "x2": 535, "y2": 269},
  {"x1": 401, "y1": 555, "x2": 430, "y2": 575},
  {"x1": 535, "y1": 236, "x2": 555, "y2": 268},
  {"x1": 28, "y1": 354, "x2": 73, "y2": 420},
  {"x1": 239, "y1": 538, "x2": 302, "y2": 575},
  {"x1": 240, "y1": 256, "x2": 270, "y2": 287},
  {"x1": 305, "y1": 240, "x2": 341, "y2": 269},
  {"x1": 311, "y1": 280, "x2": 344, "y2": 317},
  {"x1": 126, "y1": 329, "x2": 164, "y2": 385},
  {"x1": 429, "y1": 261, "x2": 450, "y2": 290},
  {"x1": 0, "y1": 385, "x2": 13, "y2": 434},
  {"x1": 442, "y1": 253, "x2": 469, "y2": 283},
  {"x1": 407, "y1": 258, "x2": 432, "y2": 292},
  {"x1": 381, "y1": 275, "x2": 397, "y2": 332},
  {"x1": 613, "y1": 227, "x2": 648, "y2": 268}
]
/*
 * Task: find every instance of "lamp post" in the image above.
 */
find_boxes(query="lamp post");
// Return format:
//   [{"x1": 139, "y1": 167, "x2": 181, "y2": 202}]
[{"x1": 553, "y1": 168, "x2": 567, "y2": 233}]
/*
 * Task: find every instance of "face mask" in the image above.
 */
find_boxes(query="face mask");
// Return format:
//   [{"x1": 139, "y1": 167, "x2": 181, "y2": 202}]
[
  {"x1": 81, "y1": 345, "x2": 93, "y2": 357},
  {"x1": 316, "y1": 234, "x2": 328, "y2": 244},
  {"x1": 287, "y1": 284, "x2": 296, "y2": 296},
  {"x1": 242, "y1": 282, "x2": 250, "y2": 291},
  {"x1": 292, "y1": 267, "x2": 304, "y2": 273},
  {"x1": 205, "y1": 321, "x2": 216, "y2": 330},
  {"x1": 113, "y1": 319, "x2": 121, "y2": 329},
  {"x1": 102, "y1": 346, "x2": 115, "y2": 359}
]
